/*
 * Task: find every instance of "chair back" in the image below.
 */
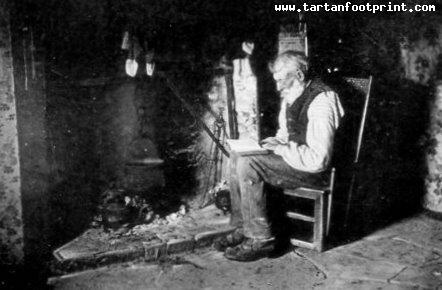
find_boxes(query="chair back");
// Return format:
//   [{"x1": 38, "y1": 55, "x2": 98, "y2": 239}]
[
  {"x1": 344, "y1": 77, "x2": 373, "y2": 164},
  {"x1": 326, "y1": 76, "x2": 373, "y2": 229},
  {"x1": 328, "y1": 76, "x2": 373, "y2": 173}
]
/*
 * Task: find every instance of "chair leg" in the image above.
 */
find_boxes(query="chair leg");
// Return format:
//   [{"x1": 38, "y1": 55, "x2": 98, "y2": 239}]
[
  {"x1": 326, "y1": 191, "x2": 332, "y2": 236},
  {"x1": 313, "y1": 195, "x2": 325, "y2": 252}
]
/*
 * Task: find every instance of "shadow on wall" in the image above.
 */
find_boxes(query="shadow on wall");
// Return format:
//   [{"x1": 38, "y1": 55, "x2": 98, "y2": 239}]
[
  {"x1": 46, "y1": 83, "x2": 103, "y2": 247},
  {"x1": 329, "y1": 77, "x2": 431, "y2": 243}
]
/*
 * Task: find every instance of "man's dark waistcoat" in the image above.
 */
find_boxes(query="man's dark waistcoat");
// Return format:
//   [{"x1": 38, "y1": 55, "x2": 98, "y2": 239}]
[{"x1": 286, "y1": 79, "x2": 332, "y2": 145}]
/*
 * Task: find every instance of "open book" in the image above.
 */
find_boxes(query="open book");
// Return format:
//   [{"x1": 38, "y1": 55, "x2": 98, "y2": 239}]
[{"x1": 226, "y1": 139, "x2": 270, "y2": 156}]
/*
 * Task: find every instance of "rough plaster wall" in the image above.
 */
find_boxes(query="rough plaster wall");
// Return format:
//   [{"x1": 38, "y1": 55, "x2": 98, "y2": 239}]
[
  {"x1": 424, "y1": 82, "x2": 442, "y2": 212},
  {"x1": 10, "y1": 18, "x2": 51, "y2": 261},
  {"x1": 400, "y1": 22, "x2": 442, "y2": 85},
  {"x1": 0, "y1": 0, "x2": 24, "y2": 265},
  {"x1": 399, "y1": 23, "x2": 442, "y2": 212}
]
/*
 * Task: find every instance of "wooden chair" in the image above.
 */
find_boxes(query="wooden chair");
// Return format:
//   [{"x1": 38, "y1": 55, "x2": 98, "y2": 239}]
[{"x1": 283, "y1": 76, "x2": 373, "y2": 252}]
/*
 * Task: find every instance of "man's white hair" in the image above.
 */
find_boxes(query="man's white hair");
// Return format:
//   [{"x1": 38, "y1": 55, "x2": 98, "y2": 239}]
[{"x1": 269, "y1": 50, "x2": 309, "y2": 79}]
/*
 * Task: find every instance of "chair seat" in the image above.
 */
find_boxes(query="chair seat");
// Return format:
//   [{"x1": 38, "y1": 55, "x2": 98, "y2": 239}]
[
  {"x1": 284, "y1": 187, "x2": 328, "y2": 199},
  {"x1": 286, "y1": 211, "x2": 315, "y2": 222}
]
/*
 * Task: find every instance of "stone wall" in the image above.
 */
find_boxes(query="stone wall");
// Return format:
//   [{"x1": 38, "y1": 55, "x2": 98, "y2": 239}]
[
  {"x1": 0, "y1": 0, "x2": 24, "y2": 265},
  {"x1": 11, "y1": 16, "x2": 51, "y2": 264},
  {"x1": 399, "y1": 21, "x2": 442, "y2": 214},
  {"x1": 45, "y1": 76, "x2": 168, "y2": 246}
]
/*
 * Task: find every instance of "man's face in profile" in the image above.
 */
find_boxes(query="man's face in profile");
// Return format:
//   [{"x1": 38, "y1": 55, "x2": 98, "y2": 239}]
[{"x1": 272, "y1": 62, "x2": 301, "y2": 99}]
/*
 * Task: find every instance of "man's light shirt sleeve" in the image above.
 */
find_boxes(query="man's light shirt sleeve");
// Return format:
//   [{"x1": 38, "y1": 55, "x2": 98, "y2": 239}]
[{"x1": 273, "y1": 91, "x2": 344, "y2": 172}]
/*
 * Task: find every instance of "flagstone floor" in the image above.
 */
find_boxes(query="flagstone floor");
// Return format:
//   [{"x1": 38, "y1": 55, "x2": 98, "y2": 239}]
[{"x1": 49, "y1": 211, "x2": 442, "y2": 289}]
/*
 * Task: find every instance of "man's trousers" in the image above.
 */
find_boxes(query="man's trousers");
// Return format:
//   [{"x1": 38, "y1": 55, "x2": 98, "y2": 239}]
[{"x1": 229, "y1": 152, "x2": 327, "y2": 239}]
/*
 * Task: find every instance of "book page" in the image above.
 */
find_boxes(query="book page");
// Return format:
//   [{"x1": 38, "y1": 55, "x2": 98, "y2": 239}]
[{"x1": 226, "y1": 139, "x2": 270, "y2": 156}]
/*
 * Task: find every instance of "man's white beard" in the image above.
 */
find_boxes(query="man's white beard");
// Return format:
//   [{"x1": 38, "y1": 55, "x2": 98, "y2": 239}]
[{"x1": 282, "y1": 79, "x2": 305, "y2": 106}]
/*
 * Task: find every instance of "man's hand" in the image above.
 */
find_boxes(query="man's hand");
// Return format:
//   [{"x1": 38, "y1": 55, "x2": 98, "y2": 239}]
[{"x1": 260, "y1": 137, "x2": 287, "y2": 151}]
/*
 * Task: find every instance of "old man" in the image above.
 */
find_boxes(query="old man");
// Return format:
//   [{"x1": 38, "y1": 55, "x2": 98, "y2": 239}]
[{"x1": 216, "y1": 51, "x2": 345, "y2": 261}]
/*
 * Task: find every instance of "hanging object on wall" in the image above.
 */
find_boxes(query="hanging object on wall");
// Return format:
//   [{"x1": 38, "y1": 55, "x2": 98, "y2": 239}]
[
  {"x1": 145, "y1": 50, "x2": 155, "y2": 77},
  {"x1": 278, "y1": 14, "x2": 308, "y2": 56},
  {"x1": 121, "y1": 31, "x2": 130, "y2": 50},
  {"x1": 232, "y1": 41, "x2": 260, "y2": 141},
  {"x1": 125, "y1": 59, "x2": 138, "y2": 77},
  {"x1": 146, "y1": 62, "x2": 155, "y2": 77},
  {"x1": 242, "y1": 41, "x2": 254, "y2": 56},
  {"x1": 125, "y1": 34, "x2": 142, "y2": 77}
]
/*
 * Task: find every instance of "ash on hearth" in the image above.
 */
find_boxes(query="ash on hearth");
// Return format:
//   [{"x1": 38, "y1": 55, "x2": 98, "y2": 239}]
[
  {"x1": 93, "y1": 187, "x2": 155, "y2": 231},
  {"x1": 92, "y1": 185, "x2": 190, "y2": 233}
]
